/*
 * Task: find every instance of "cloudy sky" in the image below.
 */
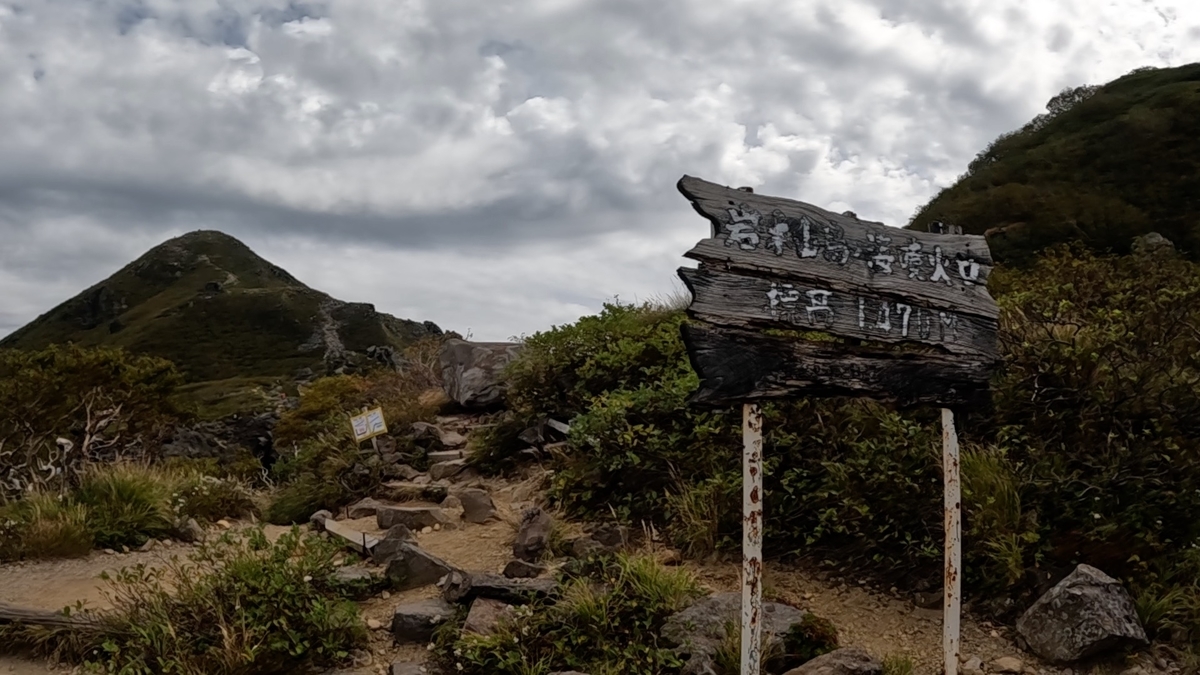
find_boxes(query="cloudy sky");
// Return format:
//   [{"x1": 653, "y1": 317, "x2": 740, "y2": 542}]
[{"x1": 2, "y1": 0, "x2": 1198, "y2": 341}]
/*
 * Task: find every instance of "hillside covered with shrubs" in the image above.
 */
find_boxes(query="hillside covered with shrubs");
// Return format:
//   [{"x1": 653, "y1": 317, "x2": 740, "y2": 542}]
[
  {"x1": 910, "y1": 63, "x2": 1200, "y2": 263},
  {"x1": 474, "y1": 243, "x2": 1200, "y2": 646}
]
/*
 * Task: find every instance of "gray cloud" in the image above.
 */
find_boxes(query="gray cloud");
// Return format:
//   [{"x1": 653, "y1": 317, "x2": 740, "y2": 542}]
[{"x1": 2, "y1": 0, "x2": 1199, "y2": 340}]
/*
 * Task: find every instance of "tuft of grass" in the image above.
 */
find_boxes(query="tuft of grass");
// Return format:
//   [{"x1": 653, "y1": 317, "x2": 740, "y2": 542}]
[
  {"x1": 73, "y1": 463, "x2": 175, "y2": 549},
  {"x1": 2, "y1": 527, "x2": 367, "y2": 674},
  {"x1": 882, "y1": 653, "x2": 915, "y2": 675},
  {"x1": 0, "y1": 494, "x2": 93, "y2": 561},
  {"x1": 438, "y1": 553, "x2": 702, "y2": 675}
]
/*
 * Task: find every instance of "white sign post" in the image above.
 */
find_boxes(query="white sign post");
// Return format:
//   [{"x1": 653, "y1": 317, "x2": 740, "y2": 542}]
[
  {"x1": 741, "y1": 403, "x2": 764, "y2": 675},
  {"x1": 942, "y1": 408, "x2": 963, "y2": 675}
]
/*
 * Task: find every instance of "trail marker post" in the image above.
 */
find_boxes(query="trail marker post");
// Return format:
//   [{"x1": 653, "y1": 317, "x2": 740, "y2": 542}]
[
  {"x1": 674, "y1": 177, "x2": 1000, "y2": 675},
  {"x1": 350, "y1": 406, "x2": 389, "y2": 458}
]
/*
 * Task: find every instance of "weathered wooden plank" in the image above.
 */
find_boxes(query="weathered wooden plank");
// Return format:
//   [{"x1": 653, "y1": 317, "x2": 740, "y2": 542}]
[
  {"x1": 677, "y1": 176, "x2": 997, "y2": 318},
  {"x1": 678, "y1": 266, "x2": 997, "y2": 358},
  {"x1": 324, "y1": 518, "x2": 381, "y2": 555},
  {"x1": 680, "y1": 323, "x2": 995, "y2": 409},
  {"x1": 0, "y1": 602, "x2": 100, "y2": 629},
  {"x1": 685, "y1": 239, "x2": 999, "y2": 320}
]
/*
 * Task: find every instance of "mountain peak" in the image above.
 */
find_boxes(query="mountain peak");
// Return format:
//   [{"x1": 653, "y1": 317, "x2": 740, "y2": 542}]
[{"x1": 1, "y1": 231, "x2": 439, "y2": 382}]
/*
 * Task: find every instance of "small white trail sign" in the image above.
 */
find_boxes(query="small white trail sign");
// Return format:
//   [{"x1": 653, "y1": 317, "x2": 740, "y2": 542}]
[{"x1": 350, "y1": 407, "x2": 388, "y2": 444}]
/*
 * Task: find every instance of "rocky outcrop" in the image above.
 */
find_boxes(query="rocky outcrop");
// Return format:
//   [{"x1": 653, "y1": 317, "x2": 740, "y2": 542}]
[
  {"x1": 439, "y1": 339, "x2": 522, "y2": 409},
  {"x1": 781, "y1": 648, "x2": 882, "y2": 675},
  {"x1": 661, "y1": 592, "x2": 809, "y2": 675},
  {"x1": 513, "y1": 507, "x2": 553, "y2": 562},
  {"x1": 1016, "y1": 564, "x2": 1148, "y2": 663}
]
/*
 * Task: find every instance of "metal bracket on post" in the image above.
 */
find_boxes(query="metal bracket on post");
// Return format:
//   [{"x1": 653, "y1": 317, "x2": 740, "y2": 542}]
[
  {"x1": 741, "y1": 403, "x2": 764, "y2": 675},
  {"x1": 942, "y1": 408, "x2": 962, "y2": 675}
]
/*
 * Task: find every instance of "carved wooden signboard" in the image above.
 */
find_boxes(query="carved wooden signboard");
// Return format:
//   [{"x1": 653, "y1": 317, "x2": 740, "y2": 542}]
[{"x1": 676, "y1": 175, "x2": 1001, "y2": 409}]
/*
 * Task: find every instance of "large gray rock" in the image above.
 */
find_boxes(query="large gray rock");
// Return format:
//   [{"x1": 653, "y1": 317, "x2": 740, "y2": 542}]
[
  {"x1": 441, "y1": 570, "x2": 558, "y2": 605},
  {"x1": 346, "y1": 497, "x2": 388, "y2": 519},
  {"x1": 384, "y1": 543, "x2": 458, "y2": 591},
  {"x1": 1132, "y1": 232, "x2": 1175, "y2": 257},
  {"x1": 455, "y1": 488, "x2": 496, "y2": 523},
  {"x1": 661, "y1": 592, "x2": 808, "y2": 675},
  {"x1": 391, "y1": 598, "x2": 455, "y2": 642},
  {"x1": 371, "y1": 525, "x2": 418, "y2": 564},
  {"x1": 781, "y1": 648, "x2": 882, "y2": 675},
  {"x1": 429, "y1": 459, "x2": 468, "y2": 481},
  {"x1": 463, "y1": 597, "x2": 512, "y2": 636},
  {"x1": 1016, "y1": 564, "x2": 1148, "y2": 663},
  {"x1": 439, "y1": 339, "x2": 522, "y2": 409},
  {"x1": 503, "y1": 559, "x2": 547, "y2": 579},
  {"x1": 377, "y1": 506, "x2": 454, "y2": 530},
  {"x1": 513, "y1": 507, "x2": 553, "y2": 562}
]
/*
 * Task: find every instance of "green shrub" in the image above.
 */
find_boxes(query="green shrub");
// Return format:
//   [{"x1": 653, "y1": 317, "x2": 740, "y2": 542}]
[
  {"x1": 73, "y1": 464, "x2": 175, "y2": 549},
  {"x1": 4, "y1": 528, "x2": 366, "y2": 673},
  {"x1": 266, "y1": 429, "x2": 382, "y2": 524},
  {"x1": 437, "y1": 554, "x2": 702, "y2": 675},
  {"x1": 0, "y1": 494, "x2": 93, "y2": 561},
  {"x1": 170, "y1": 473, "x2": 258, "y2": 524}
]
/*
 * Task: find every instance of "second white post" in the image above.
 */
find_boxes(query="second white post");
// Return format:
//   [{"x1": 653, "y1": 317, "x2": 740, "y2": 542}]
[
  {"x1": 741, "y1": 403, "x2": 764, "y2": 675},
  {"x1": 942, "y1": 408, "x2": 963, "y2": 675}
]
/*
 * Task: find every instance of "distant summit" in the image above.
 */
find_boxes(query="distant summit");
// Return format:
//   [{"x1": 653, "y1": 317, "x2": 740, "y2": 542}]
[
  {"x1": 909, "y1": 63, "x2": 1200, "y2": 263},
  {"x1": 1, "y1": 230, "x2": 441, "y2": 382}
]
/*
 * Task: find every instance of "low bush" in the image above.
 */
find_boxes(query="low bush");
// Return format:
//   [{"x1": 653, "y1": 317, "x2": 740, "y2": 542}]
[
  {"x1": 266, "y1": 353, "x2": 444, "y2": 524},
  {"x1": 73, "y1": 464, "x2": 175, "y2": 549},
  {"x1": 2, "y1": 528, "x2": 367, "y2": 674},
  {"x1": 476, "y1": 246, "x2": 1200, "y2": 646},
  {"x1": 436, "y1": 554, "x2": 702, "y2": 675}
]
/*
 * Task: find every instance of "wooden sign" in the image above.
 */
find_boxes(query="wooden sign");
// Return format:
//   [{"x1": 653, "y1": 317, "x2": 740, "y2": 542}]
[
  {"x1": 676, "y1": 175, "x2": 1001, "y2": 408},
  {"x1": 350, "y1": 407, "x2": 388, "y2": 443}
]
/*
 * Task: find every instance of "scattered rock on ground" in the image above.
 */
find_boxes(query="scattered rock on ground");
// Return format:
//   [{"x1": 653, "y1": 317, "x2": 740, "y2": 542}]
[
  {"x1": 503, "y1": 559, "x2": 548, "y2": 579},
  {"x1": 441, "y1": 570, "x2": 558, "y2": 605},
  {"x1": 990, "y1": 656, "x2": 1024, "y2": 674},
  {"x1": 428, "y1": 449, "x2": 465, "y2": 463},
  {"x1": 513, "y1": 507, "x2": 553, "y2": 561},
  {"x1": 391, "y1": 598, "x2": 455, "y2": 642},
  {"x1": 962, "y1": 655, "x2": 984, "y2": 675},
  {"x1": 781, "y1": 647, "x2": 882, "y2": 675},
  {"x1": 661, "y1": 591, "x2": 808, "y2": 675},
  {"x1": 384, "y1": 543, "x2": 458, "y2": 591},
  {"x1": 456, "y1": 488, "x2": 496, "y2": 523},
  {"x1": 347, "y1": 497, "x2": 389, "y2": 519},
  {"x1": 371, "y1": 525, "x2": 418, "y2": 564},
  {"x1": 177, "y1": 518, "x2": 205, "y2": 543},
  {"x1": 390, "y1": 663, "x2": 424, "y2": 675},
  {"x1": 333, "y1": 566, "x2": 377, "y2": 584},
  {"x1": 309, "y1": 509, "x2": 333, "y2": 528},
  {"x1": 1016, "y1": 564, "x2": 1148, "y2": 663},
  {"x1": 570, "y1": 536, "x2": 607, "y2": 558},
  {"x1": 377, "y1": 505, "x2": 454, "y2": 530},
  {"x1": 439, "y1": 339, "x2": 522, "y2": 409},
  {"x1": 429, "y1": 459, "x2": 468, "y2": 481},
  {"x1": 586, "y1": 522, "x2": 631, "y2": 549},
  {"x1": 463, "y1": 597, "x2": 513, "y2": 636}
]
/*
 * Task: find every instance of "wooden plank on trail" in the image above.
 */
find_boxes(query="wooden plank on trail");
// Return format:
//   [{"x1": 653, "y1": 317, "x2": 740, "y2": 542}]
[
  {"x1": 324, "y1": 519, "x2": 380, "y2": 555},
  {"x1": 677, "y1": 176, "x2": 998, "y2": 320},
  {"x1": 678, "y1": 266, "x2": 998, "y2": 358},
  {"x1": 0, "y1": 602, "x2": 100, "y2": 629},
  {"x1": 680, "y1": 322, "x2": 994, "y2": 409}
]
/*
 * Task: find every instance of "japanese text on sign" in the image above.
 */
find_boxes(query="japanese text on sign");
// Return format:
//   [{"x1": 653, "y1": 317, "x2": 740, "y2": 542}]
[{"x1": 350, "y1": 408, "x2": 388, "y2": 443}]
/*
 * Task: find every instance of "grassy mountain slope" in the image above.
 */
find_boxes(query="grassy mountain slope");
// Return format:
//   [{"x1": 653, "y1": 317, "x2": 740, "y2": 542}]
[
  {"x1": 0, "y1": 230, "x2": 440, "y2": 382},
  {"x1": 909, "y1": 63, "x2": 1200, "y2": 263}
]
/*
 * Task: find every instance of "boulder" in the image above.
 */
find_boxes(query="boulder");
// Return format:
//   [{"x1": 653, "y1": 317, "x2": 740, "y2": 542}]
[
  {"x1": 177, "y1": 518, "x2": 206, "y2": 543},
  {"x1": 1132, "y1": 232, "x2": 1175, "y2": 257},
  {"x1": 1016, "y1": 564, "x2": 1148, "y2": 663},
  {"x1": 661, "y1": 592, "x2": 809, "y2": 675},
  {"x1": 310, "y1": 510, "x2": 334, "y2": 529},
  {"x1": 455, "y1": 488, "x2": 496, "y2": 523},
  {"x1": 570, "y1": 537, "x2": 607, "y2": 558},
  {"x1": 371, "y1": 525, "x2": 418, "y2": 564},
  {"x1": 503, "y1": 559, "x2": 548, "y2": 579},
  {"x1": 391, "y1": 598, "x2": 454, "y2": 642},
  {"x1": 439, "y1": 339, "x2": 522, "y2": 409},
  {"x1": 377, "y1": 506, "x2": 454, "y2": 530},
  {"x1": 441, "y1": 570, "x2": 558, "y2": 605},
  {"x1": 384, "y1": 543, "x2": 458, "y2": 591},
  {"x1": 513, "y1": 507, "x2": 553, "y2": 562},
  {"x1": 781, "y1": 648, "x2": 882, "y2": 675},
  {"x1": 587, "y1": 522, "x2": 632, "y2": 549},
  {"x1": 429, "y1": 459, "x2": 469, "y2": 481},
  {"x1": 332, "y1": 566, "x2": 378, "y2": 585},
  {"x1": 463, "y1": 597, "x2": 512, "y2": 636}
]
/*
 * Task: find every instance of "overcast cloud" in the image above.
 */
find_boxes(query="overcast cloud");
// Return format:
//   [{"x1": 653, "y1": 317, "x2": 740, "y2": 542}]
[{"x1": 2, "y1": 0, "x2": 1199, "y2": 340}]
